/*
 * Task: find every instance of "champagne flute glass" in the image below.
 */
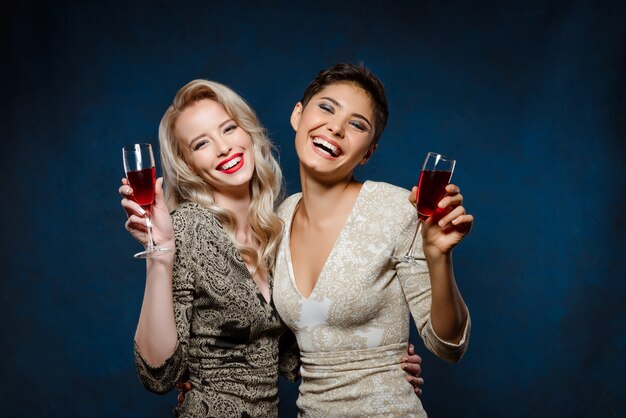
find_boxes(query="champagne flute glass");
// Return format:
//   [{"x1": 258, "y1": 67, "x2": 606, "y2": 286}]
[
  {"x1": 391, "y1": 152, "x2": 456, "y2": 265},
  {"x1": 122, "y1": 143, "x2": 172, "y2": 259}
]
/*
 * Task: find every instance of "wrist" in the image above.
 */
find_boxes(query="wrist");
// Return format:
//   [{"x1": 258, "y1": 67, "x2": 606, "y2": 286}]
[
  {"x1": 146, "y1": 244, "x2": 176, "y2": 267},
  {"x1": 159, "y1": 238, "x2": 176, "y2": 249},
  {"x1": 423, "y1": 245, "x2": 452, "y2": 264}
]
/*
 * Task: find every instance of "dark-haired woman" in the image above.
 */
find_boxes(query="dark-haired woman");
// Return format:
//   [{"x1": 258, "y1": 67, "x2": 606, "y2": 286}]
[{"x1": 273, "y1": 63, "x2": 473, "y2": 417}]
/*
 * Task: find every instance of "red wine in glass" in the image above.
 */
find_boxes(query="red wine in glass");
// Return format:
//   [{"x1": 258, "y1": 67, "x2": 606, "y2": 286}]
[
  {"x1": 122, "y1": 143, "x2": 172, "y2": 259},
  {"x1": 126, "y1": 167, "x2": 156, "y2": 208},
  {"x1": 416, "y1": 169, "x2": 453, "y2": 220},
  {"x1": 391, "y1": 152, "x2": 456, "y2": 265}
]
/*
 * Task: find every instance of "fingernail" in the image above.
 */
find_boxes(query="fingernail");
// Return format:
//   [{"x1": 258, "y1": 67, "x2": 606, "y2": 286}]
[
  {"x1": 452, "y1": 218, "x2": 459, "y2": 225},
  {"x1": 138, "y1": 207, "x2": 146, "y2": 215},
  {"x1": 126, "y1": 187, "x2": 133, "y2": 194},
  {"x1": 403, "y1": 363, "x2": 408, "y2": 369},
  {"x1": 402, "y1": 357, "x2": 408, "y2": 362}
]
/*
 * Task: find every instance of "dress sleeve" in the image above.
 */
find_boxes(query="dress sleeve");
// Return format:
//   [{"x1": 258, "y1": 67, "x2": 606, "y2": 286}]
[
  {"x1": 277, "y1": 328, "x2": 301, "y2": 382},
  {"x1": 393, "y1": 215, "x2": 471, "y2": 364},
  {"x1": 134, "y1": 208, "x2": 197, "y2": 393}
]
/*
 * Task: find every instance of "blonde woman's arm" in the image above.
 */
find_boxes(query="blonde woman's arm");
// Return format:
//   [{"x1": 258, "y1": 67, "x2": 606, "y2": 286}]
[{"x1": 120, "y1": 178, "x2": 178, "y2": 369}]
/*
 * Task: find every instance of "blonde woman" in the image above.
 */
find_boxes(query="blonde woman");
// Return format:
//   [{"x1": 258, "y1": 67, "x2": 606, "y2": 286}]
[
  {"x1": 121, "y1": 80, "x2": 299, "y2": 417},
  {"x1": 120, "y1": 79, "x2": 424, "y2": 417}
]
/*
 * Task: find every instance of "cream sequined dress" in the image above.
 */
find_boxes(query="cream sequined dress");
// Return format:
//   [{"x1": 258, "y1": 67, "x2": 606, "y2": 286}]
[{"x1": 273, "y1": 181, "x2": 471, "y2": 417}]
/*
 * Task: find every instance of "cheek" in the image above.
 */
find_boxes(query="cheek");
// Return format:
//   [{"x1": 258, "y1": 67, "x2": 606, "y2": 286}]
[
  {"x1": 247, "y1": 150, "x2": 256, "y2": 170},
  {"x1": 294, "y1": 136, "x2": 309, "y2": 158},
  {"x1": 295, "y1": 112, "x2": 318, "y2": 134},
  {"x1": 190, "y1": 153, "x2": 213, "y2": 173},
  {"x1": 357, "y1": 134, "x2": 375, "y2": 152}
]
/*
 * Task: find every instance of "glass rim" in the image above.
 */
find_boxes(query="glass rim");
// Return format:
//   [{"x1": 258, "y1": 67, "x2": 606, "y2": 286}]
[
  {"x1": 122, "y1": 143, "x2": 153, "y2": 152},
  {"x1": 426, "y1": 151, "x2": 455, "y2": 162}
]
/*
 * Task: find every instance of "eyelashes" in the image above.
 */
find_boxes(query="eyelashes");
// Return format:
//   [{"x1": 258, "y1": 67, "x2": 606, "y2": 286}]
[
  {"x1": 191, "y1": 124, "x2": 239, "y2": 151},
  {"x1": 317, "y1": 102, "x2": 368, "y2": 132},
  {"x1": 193, "y1": 140, "x2": 209, "y2": 151},
  {"x1": 319, "y1": 103, "x2": 333, "y2": 113}
]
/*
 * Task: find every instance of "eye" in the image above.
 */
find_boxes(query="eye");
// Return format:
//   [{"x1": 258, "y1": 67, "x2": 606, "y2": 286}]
[
  {"x1": 193, "y1": 139, "x2": 210, "y2": 151},
  {"x1": 350, "y1": 120, "x2": 367, "y2": 131},
  {"x1": 318, "y1": 103, "x2": 334, "y2": 113},
  {"x1": 224, "y1": 124, "x2": 238, "y2": 135}
]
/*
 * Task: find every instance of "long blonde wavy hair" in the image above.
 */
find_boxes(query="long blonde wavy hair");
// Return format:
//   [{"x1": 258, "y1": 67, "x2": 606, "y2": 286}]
[{"x1": 159, "y1": 79, "x2": 284, "y2": 273}]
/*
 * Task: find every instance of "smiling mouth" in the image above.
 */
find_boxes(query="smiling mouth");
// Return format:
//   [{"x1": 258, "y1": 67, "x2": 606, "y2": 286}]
[
  {"x1": 312, "y1": 138, "x2": 342, "y2": 157},
  {"x1": 217, "y1": 153, "x2": 244, "y2": 173}
]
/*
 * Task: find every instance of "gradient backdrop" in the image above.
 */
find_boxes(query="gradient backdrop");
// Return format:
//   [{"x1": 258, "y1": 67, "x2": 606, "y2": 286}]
[{"x1": 1, "y1": 1, "x2": 624, "y2": 417}]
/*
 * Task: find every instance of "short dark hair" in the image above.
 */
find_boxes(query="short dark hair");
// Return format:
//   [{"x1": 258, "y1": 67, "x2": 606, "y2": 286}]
[{"x1": 300, "y1": 63, "x2": 388, "y2": 145}]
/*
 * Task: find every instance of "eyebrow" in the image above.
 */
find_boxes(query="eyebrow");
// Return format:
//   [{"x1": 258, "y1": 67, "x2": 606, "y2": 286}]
[
  {"x1": 319, "y1": 96, "x2": 373, "y2": 129},
  {"x1": 188, "y1": 118, "x2": 235, "y2": 149}
]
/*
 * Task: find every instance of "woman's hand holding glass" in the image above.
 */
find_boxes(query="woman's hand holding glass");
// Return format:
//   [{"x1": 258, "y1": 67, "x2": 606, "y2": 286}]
[
  {"x1": 408, "y1": 183, "x2": 473, "y2": 258},
  {"x1": 120, "y1": 177, "x2": 175, "y2": 252}
]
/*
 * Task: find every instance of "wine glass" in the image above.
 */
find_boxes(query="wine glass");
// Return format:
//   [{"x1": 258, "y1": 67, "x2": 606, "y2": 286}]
[
  {"x1": 122, "y1": 143, "x2": 172, "y2": 259},
  {"x1": 391, "y1": 152, "x2": 456, "y2": 265}
]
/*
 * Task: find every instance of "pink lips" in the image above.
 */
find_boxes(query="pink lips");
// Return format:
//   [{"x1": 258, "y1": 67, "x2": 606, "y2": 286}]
[{"x1": 216, "y1": 153, "x2": 244, "y2": 174}]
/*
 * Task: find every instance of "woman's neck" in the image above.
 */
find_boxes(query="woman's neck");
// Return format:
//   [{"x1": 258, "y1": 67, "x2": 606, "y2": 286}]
[
  {"x1": 214, "y1": 190, "x2": 255, "y2": 245},
  {"x1": 297, "y1": 166, "x2": 362, "y2": 226}
]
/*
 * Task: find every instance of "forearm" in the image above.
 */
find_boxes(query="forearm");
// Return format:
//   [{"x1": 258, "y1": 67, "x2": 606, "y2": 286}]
[
  {"x1": 425, "y1": 252, "x2": 468, "y2": 344},
  {"x1": 135, "y1": 245, "x2": 179, "y2": 366}
]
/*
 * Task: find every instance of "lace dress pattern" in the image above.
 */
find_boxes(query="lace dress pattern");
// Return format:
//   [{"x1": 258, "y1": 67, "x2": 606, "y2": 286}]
[
  {"x1": 273, "y1": 181, "x2": 470, "y2": 417},
  {"x1": 134, "y1": 202, "x2": 299, "y2": 418}
]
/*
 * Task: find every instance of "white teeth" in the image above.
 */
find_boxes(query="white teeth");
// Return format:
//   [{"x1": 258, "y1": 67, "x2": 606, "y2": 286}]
[
  {"x1": 312, "y1": 138, "x2": 339, "y2": 156},
  {"x1": 220, "y1": 156, "x2": 241, "y2": 170}
]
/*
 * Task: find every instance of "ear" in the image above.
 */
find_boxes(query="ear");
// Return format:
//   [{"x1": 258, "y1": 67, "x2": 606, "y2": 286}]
[
  {"x1": 360, "y1": 144, "x2": 377, "y2": 165},
  {"x1": 290, "y1": 102, "x2": 303, "y2": 132}
]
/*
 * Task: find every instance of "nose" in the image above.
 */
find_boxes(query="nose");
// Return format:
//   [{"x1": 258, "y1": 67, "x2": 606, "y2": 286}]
[
  {"x1": 215, "y1": 138, "x2": 231, "y2": 157},
  {"x1": 326, "y1": 116, "x2": 344, "y2": 138}
]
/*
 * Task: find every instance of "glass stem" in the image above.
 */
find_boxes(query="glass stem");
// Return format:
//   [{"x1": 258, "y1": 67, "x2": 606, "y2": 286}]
[
  {"x1": 145, "y1": 213, "x2": 156, "y2": 250},
  {"x1": 406, "y1": 219, "x2": 423, "y2": 259}
]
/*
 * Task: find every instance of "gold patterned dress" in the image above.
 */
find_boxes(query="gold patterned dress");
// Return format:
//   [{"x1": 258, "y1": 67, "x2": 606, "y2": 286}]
[
  {"x1": 273, "y1": 181, "x2": 471, "y2": 417},
  {"x1": 134, "y1": 202, "x2": 300, "y2": 418}
]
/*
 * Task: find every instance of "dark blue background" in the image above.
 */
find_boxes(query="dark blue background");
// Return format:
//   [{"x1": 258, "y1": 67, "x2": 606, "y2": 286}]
[{"x1": 1, "y1": 1, "x2": 624, "y2": 417}]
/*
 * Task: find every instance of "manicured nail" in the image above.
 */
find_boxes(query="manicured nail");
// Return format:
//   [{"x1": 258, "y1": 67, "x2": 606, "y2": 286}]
[{"x1": 138, "y1": 207, "x2": 146, "y2": 215}]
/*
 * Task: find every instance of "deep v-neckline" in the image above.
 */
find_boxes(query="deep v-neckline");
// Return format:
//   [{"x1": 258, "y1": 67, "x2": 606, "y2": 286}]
[
  {"x1": 285, "y1": 182, "x2": 368, "y2": 300},
  {"x1": 237, "y1": 255, "x2": 272, "y2": 305}
]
